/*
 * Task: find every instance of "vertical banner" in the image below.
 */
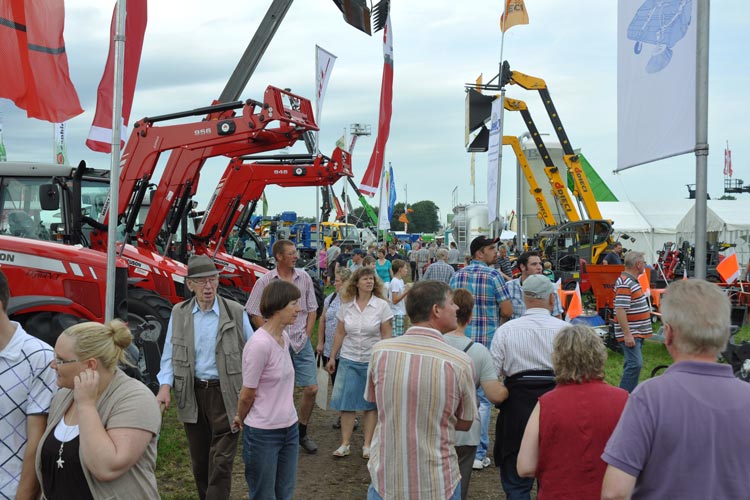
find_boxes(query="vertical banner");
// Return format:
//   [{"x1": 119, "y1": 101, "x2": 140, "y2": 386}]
[
  {"x1": 388, "y1": 164, "x2": 396, "y2": 220},
  {"x1": 724, "y1": 142, "x2": 732, "y2": 177},
  {"x1": 378, "y1": 167, "x2": 391, "y2": 230},
  {"x1": 314, "y1": 45, "x2": 337, "y2": 151},
  {"x1": 0, "y1": 0, "x2": 83, "y2": 122},
  {"x1": 53, "y1": 122, "x2": 68, "y2": 165},
  {"x1": 617, "y1": 0, "x2": 697, "y2": 170},
  {"x1": 360, "y1": 13, "x2": 393, "y2": 196},
  {"x1": 486, "y1": 98, "x2": 503, "y2": 223},
  {"x1": 86, "y1": 0, "x2": 148, "y2": 152},
  {"x1": 0, "y1": 119, "x2": 7, "y2": 162},
  {"x1": 315, "y1": 46, "x2": 337, "y2": 123}
]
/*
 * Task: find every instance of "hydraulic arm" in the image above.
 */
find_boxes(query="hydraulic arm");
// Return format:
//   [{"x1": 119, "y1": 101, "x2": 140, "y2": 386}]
[
  {"x1": 503, "y1": 135, "x2": 557, "y2": 227},
  {"x1": 194, "y1": 147, "x2": 353, "y2": 256},
  {"x1": 501, "y1": 61, "x2": 603, "y2": 220},
  {"x1": 503, "y1": 96, "x2": 580, "y2": 223},
  {"x1": 95, "y1": 86, "x2": 317, "y2": 252}
]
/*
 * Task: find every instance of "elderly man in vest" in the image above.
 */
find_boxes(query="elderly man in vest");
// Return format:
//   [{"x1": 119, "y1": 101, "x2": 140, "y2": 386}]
[{"x1": 156, "y1": 255, "x2": 253, "y2": 500}]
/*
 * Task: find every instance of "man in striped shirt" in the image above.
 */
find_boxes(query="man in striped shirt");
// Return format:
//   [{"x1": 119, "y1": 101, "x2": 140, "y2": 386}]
[
  {"x1": 366, "y1": 281, "x2": 476, "y2": 500},
  {"x1": 613, "y1": 251, "x2": 652, "y2": 393}
]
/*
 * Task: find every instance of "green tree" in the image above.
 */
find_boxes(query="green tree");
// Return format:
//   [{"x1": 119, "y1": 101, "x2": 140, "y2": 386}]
[
  {"x1": 387, "y1": 200, "x2": 440, "y2": 233},
  {"x1": 719, "y1": 194, "x2": 736, "y2": 200},
  {"x1": 348, "y1": 206, "x2": 378, "y2": 228}
]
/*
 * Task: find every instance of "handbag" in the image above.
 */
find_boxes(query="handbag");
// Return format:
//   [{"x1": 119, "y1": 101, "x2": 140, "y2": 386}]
[{"x1": 315, "y1": 354, "x2": 330, "y2": 410}]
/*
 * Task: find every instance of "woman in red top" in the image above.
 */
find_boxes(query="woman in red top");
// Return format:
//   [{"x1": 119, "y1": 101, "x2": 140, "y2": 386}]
[{"x1": 517, "y1": 325, "x2": 628, "y2": 500}]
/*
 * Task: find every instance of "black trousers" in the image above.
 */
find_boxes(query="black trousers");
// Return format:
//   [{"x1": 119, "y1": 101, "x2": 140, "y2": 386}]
[{"x1": 184, "y1": 383, "x2": 240, "y2": 500}]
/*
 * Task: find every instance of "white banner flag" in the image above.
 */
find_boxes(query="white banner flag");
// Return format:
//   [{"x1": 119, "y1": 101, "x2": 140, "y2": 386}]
[
  {"x1": 54, "y1": 122, "x2": 68, "y2": 165},
  {"x1": 486, "y1": 98, "x2": 503, "y2": 222},
  {"x1": 315, "y1": 45, "x2": 337, "y2": 128},
  {"x1": 378, "y1": 167, "x2": 391, "y2": 230},
  {"x1": 617, "y1": 0, "x2": 697, "y2": 171}
]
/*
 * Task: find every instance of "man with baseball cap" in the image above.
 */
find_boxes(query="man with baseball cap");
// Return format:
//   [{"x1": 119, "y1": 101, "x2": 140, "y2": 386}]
[
  {"x1": 157, "y1": 255, "x2": 254, "y2": 500},
  {"x1": 450, "y1": 235, "x2": 512, "y2": 470},
  {"x1": 490, "y1": 274, "x2": 568, "y2": 500}
]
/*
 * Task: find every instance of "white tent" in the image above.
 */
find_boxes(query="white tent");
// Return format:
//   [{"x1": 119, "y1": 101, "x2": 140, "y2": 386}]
[
  {"x1": 598, "y1": 200, "x2": 693, "y2": 261},
  {"x1": 676, "y1": 200, "x2": 750, "y2": 273}
]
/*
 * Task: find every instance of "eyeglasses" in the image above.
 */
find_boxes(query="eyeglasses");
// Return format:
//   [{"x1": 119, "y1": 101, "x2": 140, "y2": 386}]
[
  {"x1": 190, "y1": 277, "x2": 219, "y2": 286},
  {"x1": 51, "y1": 357, "x2": 80, "y2": 366}
]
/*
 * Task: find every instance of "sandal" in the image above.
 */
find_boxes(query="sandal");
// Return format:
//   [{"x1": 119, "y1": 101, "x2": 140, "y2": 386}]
[
  {"x1": 362, "y1": 446, "x2": 370, "y2": 459},
  {"x1": 333, "y1": 444, "x2": 351, "y2": 457}
]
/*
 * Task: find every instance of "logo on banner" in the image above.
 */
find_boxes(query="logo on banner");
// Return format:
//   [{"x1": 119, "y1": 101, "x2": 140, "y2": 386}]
[{"x1": 627, "y1": 0, "x2": 693, "y2": 73}]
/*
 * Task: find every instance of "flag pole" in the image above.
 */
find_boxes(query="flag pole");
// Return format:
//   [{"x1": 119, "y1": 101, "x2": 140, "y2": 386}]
[
  {"x1": 693, "y1": 0, "x2": 710, "y2": 279},
  {"x1": 105, "y1": 0, "x2": 127, "y2": 322},
  {"x1": 493, "y1": 5, "x2": 509, "y2": 239}
]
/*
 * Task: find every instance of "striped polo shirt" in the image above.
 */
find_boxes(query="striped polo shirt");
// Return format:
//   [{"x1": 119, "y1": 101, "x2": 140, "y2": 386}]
[
  {"x1": 613, "y1": 273, "x2": 652, "y2": 340},
  {"x1": 366, "y1": 327, "x2": 477, "y2": 499}
]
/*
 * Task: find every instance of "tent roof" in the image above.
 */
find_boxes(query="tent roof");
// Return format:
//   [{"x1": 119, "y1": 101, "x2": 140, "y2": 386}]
[
  {"x1": 598, "y1": 200, "x2": 692, "y2": 233},
  {"x1": 676, "y1": 200, "x2": 750, "y2": 233}
]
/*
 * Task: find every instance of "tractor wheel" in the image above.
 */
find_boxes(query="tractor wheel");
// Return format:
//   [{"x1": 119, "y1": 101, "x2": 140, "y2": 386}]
[
  {"x1": 218, "y1": 285, "x2": 249, "y2": 306},
  {"x1": 21, "y1": 312, "x2": 86, "y2": 347},
  {"x1": 127, "y1": 287, "x2": 173, "y2": 353}
]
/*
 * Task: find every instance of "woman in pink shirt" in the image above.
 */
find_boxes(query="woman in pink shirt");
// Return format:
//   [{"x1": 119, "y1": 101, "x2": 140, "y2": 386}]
[{"x1": 233, "y1": 280, "x2": 301, "y2": 500}]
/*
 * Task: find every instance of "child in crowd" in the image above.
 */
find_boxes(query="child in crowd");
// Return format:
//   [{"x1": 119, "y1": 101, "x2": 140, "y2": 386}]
[
  {"x1": 543, "y1": 260, "x2": 555, "y2": 281},
  {"x1": 388, "y1": 260, "x2": 411, "y2": 336}
]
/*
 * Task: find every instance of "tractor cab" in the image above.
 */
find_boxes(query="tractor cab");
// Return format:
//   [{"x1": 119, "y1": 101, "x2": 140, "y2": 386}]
[{"x1": 538, "y1": 219, "x2": 613, "y2": 280}]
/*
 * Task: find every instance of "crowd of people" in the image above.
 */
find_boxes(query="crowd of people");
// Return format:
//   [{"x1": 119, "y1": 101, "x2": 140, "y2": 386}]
[{"x1": 2, "y1": 234, "x2": 749, "y2": 500}]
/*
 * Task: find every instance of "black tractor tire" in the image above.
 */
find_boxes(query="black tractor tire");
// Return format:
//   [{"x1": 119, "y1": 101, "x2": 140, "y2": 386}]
[
  {"x1": 706, "y1": 272, "x2": 722, "y2": 283},
  {"x1": 218, "y1": 285, "x2": 249, "y2": 306},
  {"x1": 21, "y1": 312, "x2": 86, "y2": 347},
  {"x1": 308, "y1": 272, "x2": 325, "y2": 319},
  {"x1": 127, "y1": 287, "x2": 173, "y2": 353}
]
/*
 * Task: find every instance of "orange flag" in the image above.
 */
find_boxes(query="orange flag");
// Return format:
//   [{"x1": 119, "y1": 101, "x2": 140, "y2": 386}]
[
  {"x1": 565, "y1": 282, "x2": 583, "y2": 321},
  {"x1": 638, "y1": 272, "x2": 651, "y2": 298},
  {"x1": 717, "y1": 253, "x2": 741, "y2": 283},
  {"x1": 500, "y1": 0, "x2": 529, "y2": 33}
]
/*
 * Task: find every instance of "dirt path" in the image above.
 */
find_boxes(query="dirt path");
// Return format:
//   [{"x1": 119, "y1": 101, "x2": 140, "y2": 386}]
[{"x1": 226, "y1": 393, "x2": 516, "y2": 499}]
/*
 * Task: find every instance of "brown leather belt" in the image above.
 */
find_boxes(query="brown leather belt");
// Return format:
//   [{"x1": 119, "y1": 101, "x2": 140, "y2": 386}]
[{"x1": 194, "y1": 379, "x2": 220, "y2": 388}]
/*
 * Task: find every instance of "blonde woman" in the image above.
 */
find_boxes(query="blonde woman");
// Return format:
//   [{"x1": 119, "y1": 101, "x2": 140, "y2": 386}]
[
  {"x1": 517, "y1": 325, "x2": 628, "y2": 500},
  {"x1": 36, "y1": 320, "x2": 161, "y2": 499},
  {"x1": 327, "y1": 267, "x2": 392, "y2": 458}
]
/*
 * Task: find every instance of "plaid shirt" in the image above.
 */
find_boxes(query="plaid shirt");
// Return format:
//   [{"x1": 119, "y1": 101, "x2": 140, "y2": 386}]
[
  {"x1": 449, "y1": 260, "x2": 510, "y2": 346},
  {"x1": 506, "y1": 277, "x2": 564, "y2": 319},
  {"x1": 423, "y1": 260, "x2": 455, "y2": 284}
]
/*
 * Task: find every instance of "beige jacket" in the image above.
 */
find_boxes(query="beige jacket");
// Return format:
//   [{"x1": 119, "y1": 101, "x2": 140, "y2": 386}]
[
  {"x1": 170, "y1": 295, "x2": 246, "y2": 426},
  {"x1": 35, "y1": 369, "x2": 161, "y2": 500}
]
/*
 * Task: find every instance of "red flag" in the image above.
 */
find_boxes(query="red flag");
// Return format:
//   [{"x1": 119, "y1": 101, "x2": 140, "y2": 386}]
[
  {"x1": 724, "y1": 142, "x2": 732, "y2": 177},
  {"x1": 0, "y1": 0, "x2": 83, "y2": 122},
  {"x1": 359, "y1": 13, "x2": 393, "y2": 197},
  {"x1": 86, "y1": 0, "x2": 147, "y2": 153}
]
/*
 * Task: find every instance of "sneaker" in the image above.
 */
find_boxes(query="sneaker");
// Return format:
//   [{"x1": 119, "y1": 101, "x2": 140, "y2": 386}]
[
  {"x1": 332, "y1": 416, "x2": 341, "y2": 429},
  {"x1": 332, "y1": 444, "x2": 351, "y2": 457},
  {"x1": 482, "y1": 457, "x2": 491, "y2": 468},
  {"x1": 300, "y1": 435, "x2": 318, "y2": 454},
  {"x1": 472, "y1": 459, "x2": 484, "y2": 470},
  {"x1": 362, "y1": 446, "x2": 370, "y2": 459},
  {"x1": 353, "y1": 417, "x2": 359, "y2": 430}
]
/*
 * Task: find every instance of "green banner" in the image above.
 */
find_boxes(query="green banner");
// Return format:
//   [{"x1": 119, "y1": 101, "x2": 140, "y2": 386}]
[{"x1": 567, "y1": 152, "x2": 618, "y2": 201}]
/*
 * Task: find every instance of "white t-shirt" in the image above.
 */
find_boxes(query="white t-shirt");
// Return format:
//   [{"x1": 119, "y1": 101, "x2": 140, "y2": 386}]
[{"x1": 389, "y1": 278, "x2": 406, "y2": 316}]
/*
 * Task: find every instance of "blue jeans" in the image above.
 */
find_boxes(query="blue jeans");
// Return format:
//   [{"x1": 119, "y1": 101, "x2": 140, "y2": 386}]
[
  {"x1": 619, "y1": 337, "x2": 644, "y2": 393},
  {"x1": 243, "y1": 423, "x2": 298, "y2": 500},
  {"x1": 474, "y1": 387, "x2": 491, "y2": 461},
  {"x1": 367, "y1": 483, "x2": 460, "y2": 500},
  {"x1": 500, "y1": 453, "x2": 534, "y2": 500}
]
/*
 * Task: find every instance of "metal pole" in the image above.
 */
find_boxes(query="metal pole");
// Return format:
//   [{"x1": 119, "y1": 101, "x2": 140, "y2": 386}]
[
  {"x1": 516, "y1": 146, "x2": 522, "y2": 252},
  {"x1": 105, "y1": 0, "x2": 126, "y2": 322},
  {"x1": 693, "y1": 0, "x2": 710, "y2": 279}
]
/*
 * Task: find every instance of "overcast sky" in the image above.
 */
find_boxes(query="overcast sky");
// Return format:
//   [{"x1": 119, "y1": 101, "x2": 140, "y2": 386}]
[{"x1": 1, "y1": 0, "x2": 748, "y2": 226}]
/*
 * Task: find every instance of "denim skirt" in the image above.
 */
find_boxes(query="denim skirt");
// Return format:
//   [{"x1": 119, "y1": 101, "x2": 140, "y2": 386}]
[{"x1": 329, "y1": 357, "x2": 377, "y2": 411}]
